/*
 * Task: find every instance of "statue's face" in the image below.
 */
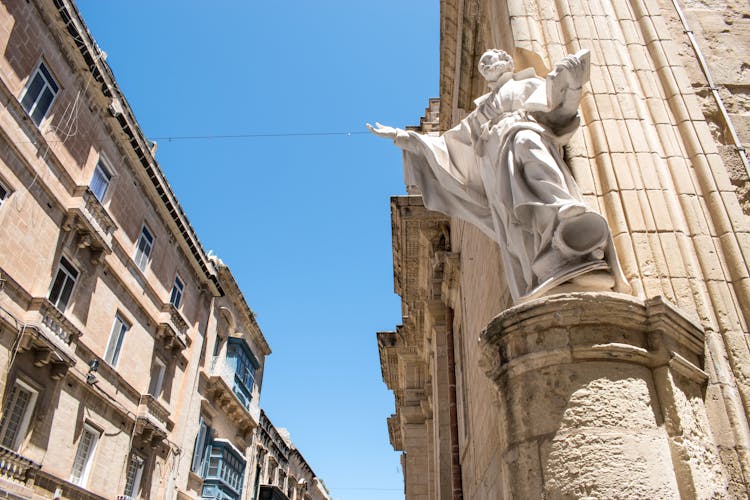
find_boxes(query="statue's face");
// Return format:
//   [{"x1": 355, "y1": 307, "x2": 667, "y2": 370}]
[{"x1": 479, "y1": 50, "x2": 514, "y2": 83}]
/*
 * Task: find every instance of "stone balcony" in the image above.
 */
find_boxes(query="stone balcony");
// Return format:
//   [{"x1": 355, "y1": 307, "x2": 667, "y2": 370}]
[
  {"x1": 156, "y1": 303, "x2": 189, "y2": 352},
  {"x1": 20, "y1": 298, "x2": 78, "y2": 379},
  {"x1": 204, "y1": 357, "x2": 259, "y2": 435},
  {"x1": 28, "y1": 298, "x2": 82, "y2": 345},
  {"x1": 135, "y1": 394, "x2": 173, "y2": 443},
  {"x1": 387, "y1": 414, "x2": 402, "y2": 451},
  {"x1": 0, "y1": 445, "x2": 40, "y2": 486},
  {"x1": 62, "y1": 186, "x2": 117, "y2": 263}
]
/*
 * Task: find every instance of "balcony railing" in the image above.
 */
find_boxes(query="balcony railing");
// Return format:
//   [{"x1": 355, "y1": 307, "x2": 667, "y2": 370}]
[
  {"x1": 0, "y1": 444, "x2": 40, "y2": 485},
  {"x1": 63, "y1": 186, "x2": 117, "y2": 262},
  {"x1": 27, "y1": 298, "x2": 83, "y2": 346},
  {"x1": 157, "y1": 303, "x2": 188, "y2": 351},
  {"x1": 135, "y1": 394, "x2": 173, "y2": 442}
]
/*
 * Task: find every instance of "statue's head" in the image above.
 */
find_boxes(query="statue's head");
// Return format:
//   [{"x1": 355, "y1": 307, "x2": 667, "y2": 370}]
[{"x1": 478, "y1": 49, "x2": 514, "y2": 83}]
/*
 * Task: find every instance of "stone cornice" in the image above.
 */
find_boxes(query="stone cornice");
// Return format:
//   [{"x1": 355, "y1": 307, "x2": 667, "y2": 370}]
[
  {"x1": 212, "y1": 259, "x2": 271, "y2": 356},
  {"x1": 480, "y1": 292, "x2": 706, "y2": 385}
]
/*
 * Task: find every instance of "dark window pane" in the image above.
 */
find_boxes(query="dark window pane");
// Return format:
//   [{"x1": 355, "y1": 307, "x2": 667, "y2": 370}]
[
  {"x1": 31, "y1": 88, "x2": 54, "y2": 125},
  {"x1": 60, "y1": 257, "x2": 78, "y2": 278},
  {"x1": 38, "y1": 63, "x2": 58, "y2": 92},
  {"x1": 48, "y1": 271, "x2": 66, "y2": 304},
  {"x1": 57, "y1": 277, "x2": 75, "y2": 310},
  {"x1": 21, "y1": 74, "x2": 44, "y2": 112}
]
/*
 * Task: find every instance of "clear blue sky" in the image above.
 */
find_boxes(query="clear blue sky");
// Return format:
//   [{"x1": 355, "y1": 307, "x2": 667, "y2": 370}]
[{"x1": 75, "y1": 2, "x2": 438, "y2": 499}]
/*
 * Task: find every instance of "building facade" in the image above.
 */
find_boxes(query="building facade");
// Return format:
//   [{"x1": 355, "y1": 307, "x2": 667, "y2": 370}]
[
  {"x1": 252, "y1": 411, "x2": 330, "y2": 500},
  {"x1": 0, "y1": 1, "x2": 326, "y2": 500},
  {"x1": 379, "y1": 0, "x2": 750, "y2": 498}
]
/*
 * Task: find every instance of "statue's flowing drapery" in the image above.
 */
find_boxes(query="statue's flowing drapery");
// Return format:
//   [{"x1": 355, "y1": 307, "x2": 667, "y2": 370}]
[{"x1": 396, "y1": 71, "x2": 628, "y2": 301}]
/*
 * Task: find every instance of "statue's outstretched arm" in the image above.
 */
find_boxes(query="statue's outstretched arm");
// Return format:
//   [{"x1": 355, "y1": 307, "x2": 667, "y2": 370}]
[
  {"x1": 367, "y1": 122, "x2": 422, "y2": 154},
  {"x1": 367, "y1": 122, "x2": 401, "y2": 139}
]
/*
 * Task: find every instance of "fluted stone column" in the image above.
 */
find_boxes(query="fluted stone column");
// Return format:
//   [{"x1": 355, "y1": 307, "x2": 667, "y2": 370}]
[{"x1": 480, "y1": 293, "x2": 728, "y2": 499}]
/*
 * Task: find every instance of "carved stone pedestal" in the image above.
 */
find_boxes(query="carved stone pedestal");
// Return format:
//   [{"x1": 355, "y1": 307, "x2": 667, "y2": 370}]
[{"x1": 480, "y1": 293, "x2": 727, "y2": 499}]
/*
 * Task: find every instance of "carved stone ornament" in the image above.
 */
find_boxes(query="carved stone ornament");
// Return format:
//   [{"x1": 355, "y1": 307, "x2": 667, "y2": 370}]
[{"x1": 369, "y1": 48, "x2": 630, "y2": 303}]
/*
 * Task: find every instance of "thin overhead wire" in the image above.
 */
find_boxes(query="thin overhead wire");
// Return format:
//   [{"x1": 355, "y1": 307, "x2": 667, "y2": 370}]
[
  {"x1": 11, "y1": 129, "x2": 371, "y2": 145},
  {"x1": 150, "y1": 130, "x2": 370, "y2": 142}
]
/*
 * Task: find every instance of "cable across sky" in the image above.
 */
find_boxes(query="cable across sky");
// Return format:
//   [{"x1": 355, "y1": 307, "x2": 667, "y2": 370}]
[{"x1": 150, "y1": 130, "x2": 371, "y2": 142}]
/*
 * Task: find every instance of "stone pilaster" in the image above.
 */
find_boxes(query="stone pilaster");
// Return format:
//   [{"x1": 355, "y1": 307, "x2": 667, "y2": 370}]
[{"x1": 480, "y1": 292, "x2": 728, "y2": 499}]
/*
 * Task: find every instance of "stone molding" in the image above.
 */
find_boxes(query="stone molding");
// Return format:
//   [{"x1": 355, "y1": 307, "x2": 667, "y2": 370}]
[{"x1": 480, "y1": 293, "x2": 705, "y2": 383}]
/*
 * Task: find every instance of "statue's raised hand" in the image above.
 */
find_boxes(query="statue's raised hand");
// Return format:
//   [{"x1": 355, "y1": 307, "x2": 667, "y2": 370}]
[
  {"x1": 547, "y1": 49, "x2": 590, "y2": 118},
  {"x1": 367, "y1": 122, "x2": 401, "y2": 139}
]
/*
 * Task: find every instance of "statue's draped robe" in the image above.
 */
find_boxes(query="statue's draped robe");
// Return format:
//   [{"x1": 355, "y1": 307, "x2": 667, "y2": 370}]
[{"x1": 395, "y1": 70, "x2": 628, "y2": 301}]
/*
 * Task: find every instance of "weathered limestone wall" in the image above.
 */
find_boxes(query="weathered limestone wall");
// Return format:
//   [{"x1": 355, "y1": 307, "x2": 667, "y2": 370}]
[
  {"x1": 659, "y1": 0, "x2": 750, "y2": 213},
  {"x1": 449, "y1": 224, "x2": 508, "y2": 500}
]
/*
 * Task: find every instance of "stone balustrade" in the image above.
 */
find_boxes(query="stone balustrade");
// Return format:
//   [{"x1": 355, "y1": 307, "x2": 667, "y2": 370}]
[
  {"x1": 157, "y1": 303, "x2": 188, "y2": 351},
  {"x1": 62, "y1": 187, "x2": 117, "y2": 263},
  {"x1": 0, "y1": 445, "x2": 40, "y2": 485},
  {"x1": 31, "y1": 298, "x2": 82, "y2": 345},
  {"x1": 136, "y1": 394, "x2": 172, "y2": 440}
]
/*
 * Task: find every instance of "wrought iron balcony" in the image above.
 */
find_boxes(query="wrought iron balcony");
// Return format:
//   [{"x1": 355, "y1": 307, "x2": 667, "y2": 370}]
[{"x1": 63, "y1": 186, "x2": 117, "y2": 263}]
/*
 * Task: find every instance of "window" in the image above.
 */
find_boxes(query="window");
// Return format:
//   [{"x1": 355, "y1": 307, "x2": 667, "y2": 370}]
[
  {"x1": 191, "y1": 417, "x2": 212, "y2": 473},
  {"x1": 148, "y1": 358, "x2": 166, "y2": 397},
  {"x1": 134, "y1": 225, "x2": 154, "y2": 271},
  {"x1": 70, "y1": 423, "x2": 99, "y2": 486},
  {"x1": 0, "y1": 380, "x2": 38, "y2": 450},
  {"x1": 90, "y1": 159, "x2": 112, "y2": 202},
  {"x1": 226, "y1": 338, "x2": 258, "y2": 410},
  {"x1": 20, "y1": 62, "x2": 59, "y2": 126},
  {"x1": 48, "y1": 257, "x2": 78, "y2": 311},
  {"x1": 104, "y1": 314, "x2": 129, "y2": 367},
  {"x1": 0, "y1": 181, "x2": 8, "y2": 208},
  {"x1": 201, "y1": 440, "x2": 246, "y2": 500},
  {"x1": 169, "y1": 275, "x2": 184, "y2": 308},
  {"x1": 123, "y1": 453, "x2": 144, "y2": 497},
  {"x1": 267, "y1": 461, "x2": 277, "y2": 486}
]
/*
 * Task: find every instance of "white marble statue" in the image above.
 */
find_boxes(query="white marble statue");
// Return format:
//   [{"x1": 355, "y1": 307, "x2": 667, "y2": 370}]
[{"x1": 369, "y1": 48, "x2": 629, "y2": 302}]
